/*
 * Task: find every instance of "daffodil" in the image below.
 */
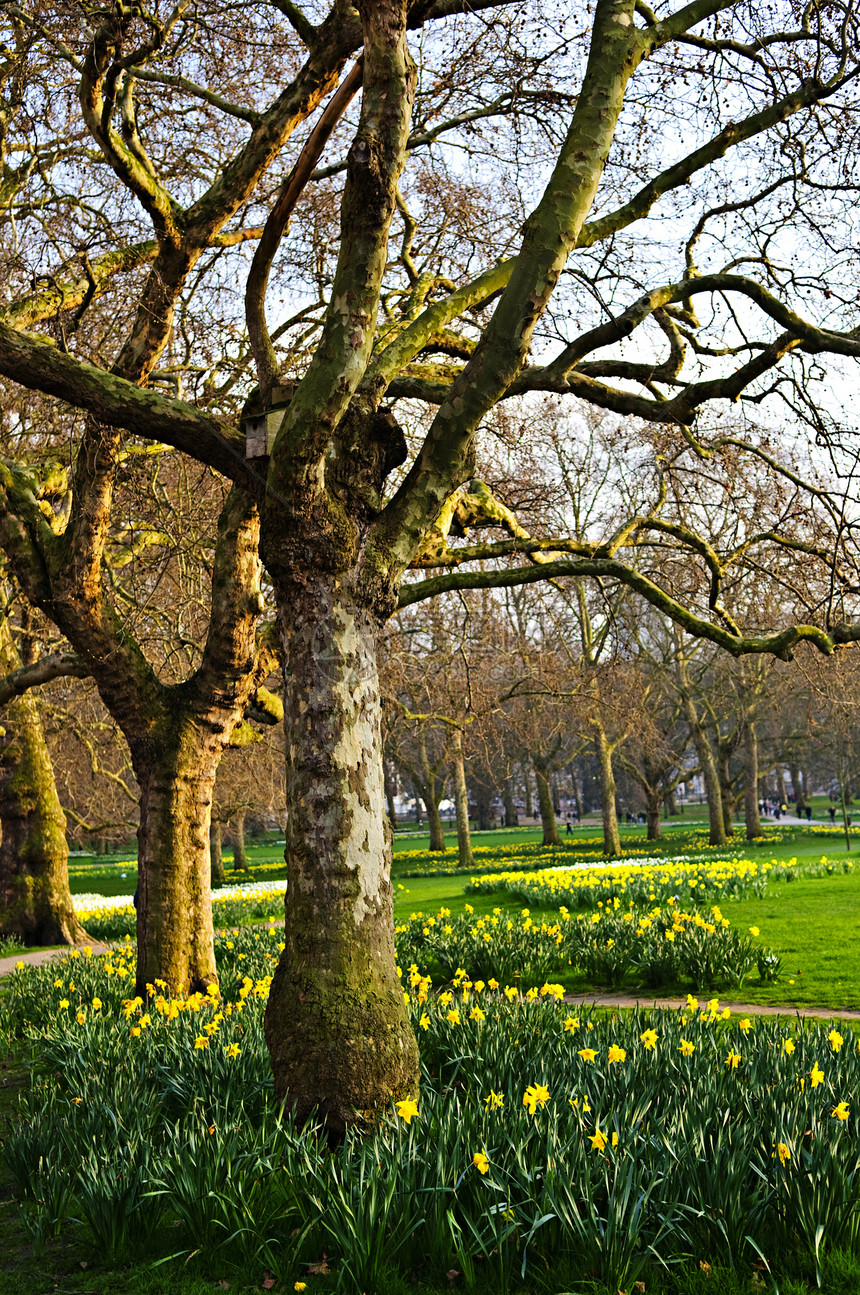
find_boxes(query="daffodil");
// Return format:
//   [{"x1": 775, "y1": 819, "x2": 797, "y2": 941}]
[
  {"x1": 828, "y1": 1029, "x2": 844, "y2": 1052},
  {"x1": 472, "y1": 1150, "x2": 490, "y2": 1175},
  {"x1": 640, "y1": 1028, "x2": 658, "y2": 1050},
  {"x1": 680, "y1": 1039, "x2": 695, "y2": 1057},
  {"x1": 607, "y1": 1045, "x2": 626, "y2": 1064},
  {"x1": 577, "y1": 1048, "x2": 597, "y2": 1063},
  {"x1": 810, "y1": 1063, "x2": 825, "y2": 1088},
  {"x1": 783, "y1": 1038, "x2": 795, "y2": 1055},
  {"x1": 832, "y1": 1101, "x2": 849, "y2": 1122},
  {"x1": 590, "y1": 1128, "x2": 607, "y2": 1151},
  {"x1": 775, "y1": 1142, "x2": 790, "y2": 1165},
  {"x1": 725, "y1": 1050, "x2": 741, "y2": 1069},
  {"x1": 396, "y1": 1097, "x2": 418, "y2": 1124},
  {"x1": 522, "y1": 1083, "x2": 550, "y2": 1114}
]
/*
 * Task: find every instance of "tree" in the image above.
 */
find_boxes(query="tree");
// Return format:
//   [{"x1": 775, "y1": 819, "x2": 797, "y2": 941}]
[
  {"x1": 0, "y1": 582, "x2": 88, "y2": 944},
  {"x1": 3, "y1": 0, "x2": 860, "y2": 1128}
]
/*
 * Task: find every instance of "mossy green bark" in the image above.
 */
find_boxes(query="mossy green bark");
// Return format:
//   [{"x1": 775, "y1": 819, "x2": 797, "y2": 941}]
[{"x1": 0, "y1": 689, "x2": 88, "y2": 946}]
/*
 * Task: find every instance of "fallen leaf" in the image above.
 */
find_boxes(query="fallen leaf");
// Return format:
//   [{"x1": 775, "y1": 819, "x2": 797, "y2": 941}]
[
  {"x1": 446, "y1": 1270, "x2": 461, "y2": 1285},
  {"x1": 307, "y1": 1253, "x2": 331, "y2": 1276},
  {"x1": 79, "y1": 1261, "x2": 88, "y2": 1270},
  {"x1": 261, "y1": 1274, "x2": 275, "y2": 1291},
  {"x1": 217, "y1": 1283, "x2": 230, "y2": 1291},
  {"x1": 633, "y1": 1284, "x2": 645, "y2": 1294}
]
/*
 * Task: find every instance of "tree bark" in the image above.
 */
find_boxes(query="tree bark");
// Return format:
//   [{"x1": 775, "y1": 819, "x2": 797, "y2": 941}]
[
  {"x1": 0, "y1": 689, "x2": 89, "y2": 945},
  {"x1": 384, "y1": 760, "x2": 399, "y2": 829},
  {"x1": 452, "y1": 728, "x2": 473, "y2": 868},
  {"x1": 534, "y1": 762, "x2": 560, "y2": 846},
  {"x1": 502, "y1": 779, "x2": 518, "y2": 827},
  {"x1": 232, "y1": 807, "x2": 249, "y2": 871},
  {"x1": 593, "y1": 723, "x2": 621, "y2": 856},
  {"x1": 744, "y1": 720, "x2": 762, "y2": 839},
  {"x1": 264, "y1": 579, "x2": 419, "y2": 1130},
  {"x1": 645, "y1": 794, "x2": 662, "y2": 840},
  {"x1": 789, "y1": 762, "x2": 805, "y2": 812},
  {"x1": 210, "y1": 819, "x2": 225, "y2": 887},
  {"x1": 133, "y1": 725, "x2": 221, "y2": 994},
  {"x1": 718, "y1": 749, "x2": 735, "y2": 837},
  {"x1": 688, "y1": 714, "x2": 727, "y2": 846}
]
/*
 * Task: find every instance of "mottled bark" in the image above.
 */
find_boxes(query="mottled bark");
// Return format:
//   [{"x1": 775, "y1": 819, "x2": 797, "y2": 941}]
[
  {"x1": 452, "y1": 728, "x2": 473, "y2": 869},
  {"x1": 744, "y1": 720, "x2": 762, "y2": 839},
  {"x1": 534, "y1": 763, "x2": 560, "y2": 846},
  {"x1": 264, "y1": 579, "x2": 419, "y2": 1129}
]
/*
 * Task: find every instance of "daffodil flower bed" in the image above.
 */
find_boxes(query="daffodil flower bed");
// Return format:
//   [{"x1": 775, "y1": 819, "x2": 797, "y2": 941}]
[
  {"x1": 465, "y1": 855, "x2": 796, "y2": 911},
  {"x1": 395, "y1": 900, "x2": 777, "y2": 991},
  {"x1": 3, "y1": 933, "x2": 859, "y2": 1293},
  {"x1": 72, "y1": 880, "x2": 288, "y2": 942}
]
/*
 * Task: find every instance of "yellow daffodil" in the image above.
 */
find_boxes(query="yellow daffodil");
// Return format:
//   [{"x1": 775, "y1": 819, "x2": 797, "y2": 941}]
[
  {"x1": 739, "y1": 1018, "x2": 751, "y2": 1034},
  {"x1": 194, "y1": 1035, "x2": 209, "y2": 1049},
  {"x1": 775, "y1": 1142, "x2": 790, "y2": 1165},
  {"x1": 640, "y1": 1028, "x2": 658, "y2": 1050},
  {"x1": 447, "y1": 1009, "x2": 461, "y2": 1025},
  {"x1": 590, "y1": 1128, "x2": 607, "y2": 1151},
  {"x1": 419, "y1": 1013, "x2": 430, "y2": 1031},
  {"x1": 396, "y1": 1097, "x2": 418, "y2": 1124},
  {"x1": 832, "y1": 1101, "x2": 849, "y2": 1122},
  {"x1": 607, "y1": 1045, "x2": 626, "y2": 1064},
  {"x1": 472, "y1": 1150, "x2": 490, "y2": 1175},
  {"x1": 224, "y1": 1043, "x2": 241, "y2": 1058},
  {"x1": 725, "y1": 1050, "x2": 741, "y2": 1069},
  {"x1": 578, "y1": 1048, "x2": 597, "y2": 1063},
  {"x1": 828, "y1": 1030, "x2": 844, "y2": 1052},
  {"x1": 680, "y1": 1039, "x2": 695, "y2": 1057},
  {"x1": 484, "y1": 1090, "x2": 505, "y2": 1109},
  {"x1": 783, "y1": 1038, "x2": 795, "y2": 1055},
  {"x1": 522, "y1": 1083, "x2": 550, "y2": 1114},
  {"x1": 810, "y1": 1063, "x2": 825, "y2": 1088}
]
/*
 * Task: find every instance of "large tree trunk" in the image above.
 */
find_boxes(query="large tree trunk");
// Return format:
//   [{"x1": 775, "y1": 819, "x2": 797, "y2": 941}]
[
  {"x1": 0, "y1": 689, "x2": 88, "y2": 945},
  {"x1": 593, "y1": 724, "x2": 621, "y2": 856},
  {"x1": 133, "y1": 728, "x2": 220, "y2": 995},
  {"x1": 264, "y1": 580, "x2": 419, "y2": 1130},
  {"x1": 744, "y1": 720, "x2": 762, "y2": 839},
  {"x1": 534, "y1": 762, "x2": 560, "y2": 846},
  {"x1": 452, "y1": 728, "x2": 473, "y2": 868}
]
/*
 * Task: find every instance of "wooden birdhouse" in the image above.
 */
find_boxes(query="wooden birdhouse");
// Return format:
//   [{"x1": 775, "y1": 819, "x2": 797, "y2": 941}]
[{"x1": 243, "y1": 383, "x2": 294, "y2": 458}]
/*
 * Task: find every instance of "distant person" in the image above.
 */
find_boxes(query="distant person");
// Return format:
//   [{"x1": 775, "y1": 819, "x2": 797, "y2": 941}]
[
  {"x1": 806, "y1": 806, "x2": 812, "y2": 823},
  {"x1": 829, "y1": 806, "x2": 837, "y2": 824},
  {"x1": 566, "y1": 821, "x2": 572, "y2": 834}
]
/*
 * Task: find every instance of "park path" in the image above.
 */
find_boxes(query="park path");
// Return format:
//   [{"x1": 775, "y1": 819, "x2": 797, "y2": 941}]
[{"x1": 3, "y1": 944, "x2": 860, "y2": 1020}]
